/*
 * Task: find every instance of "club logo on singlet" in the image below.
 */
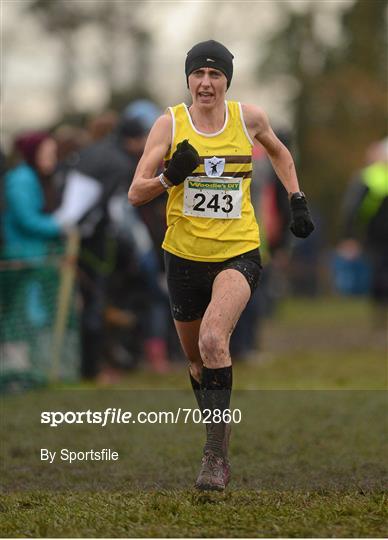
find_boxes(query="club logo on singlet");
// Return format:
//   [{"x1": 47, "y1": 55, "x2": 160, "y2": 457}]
[{"x1": 204, "y1": 157, "x2": 225, "y2": 177}]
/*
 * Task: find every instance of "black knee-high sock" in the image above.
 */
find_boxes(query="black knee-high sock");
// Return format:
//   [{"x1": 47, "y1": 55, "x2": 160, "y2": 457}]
[
  {"x1": 201, "y1": 366, "x2": 233, "y2": 456},
  {"x1": 189, "y1": 371, "x2": 203, "y2": 411}
]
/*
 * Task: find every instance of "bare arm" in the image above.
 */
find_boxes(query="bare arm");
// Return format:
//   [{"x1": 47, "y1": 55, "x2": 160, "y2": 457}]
[
  {"x1": 242, "y1": 103, "x2": 300, "y2": 195},
  {"x1": 128, "y1": 113, "x2": 172, "y2": 207}
]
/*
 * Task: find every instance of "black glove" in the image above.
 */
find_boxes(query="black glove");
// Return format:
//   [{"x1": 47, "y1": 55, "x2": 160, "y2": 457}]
[
  {"x1": 289, "y1": 193, "x2": 315, "y2": 238},
  {"x1": 164, "y1": 139, "x2": 200, "y2": 186}
]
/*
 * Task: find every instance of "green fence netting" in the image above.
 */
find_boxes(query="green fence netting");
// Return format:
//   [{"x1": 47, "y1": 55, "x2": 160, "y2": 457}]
[{"x1": 0, "y1": 231, "x2": 80, "y2": 392}]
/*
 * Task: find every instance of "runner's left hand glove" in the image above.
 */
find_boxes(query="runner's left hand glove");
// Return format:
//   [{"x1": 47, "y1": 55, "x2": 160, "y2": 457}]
[
  {"x1": 289, "y1": 194, "x2": 315, "y2": 238},
  {"x1": 164, "y1": 139, "x2": 200, "y2": 186}
]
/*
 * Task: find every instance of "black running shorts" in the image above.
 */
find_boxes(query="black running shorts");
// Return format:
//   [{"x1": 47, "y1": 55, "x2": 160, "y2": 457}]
[{"x1": 164, "y1": 249, "x2": 262, "y2": 322}]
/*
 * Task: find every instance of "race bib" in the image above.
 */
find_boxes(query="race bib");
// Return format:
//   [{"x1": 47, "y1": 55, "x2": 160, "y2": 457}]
[{"x1": 183, "y1": 176, "x2": 242, "y2": 219}]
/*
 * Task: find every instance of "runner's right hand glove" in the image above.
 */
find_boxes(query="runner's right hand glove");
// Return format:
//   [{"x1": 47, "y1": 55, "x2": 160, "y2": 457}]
[{"x1": 164, "y1": 139, "x2": 200, "y2": 186}]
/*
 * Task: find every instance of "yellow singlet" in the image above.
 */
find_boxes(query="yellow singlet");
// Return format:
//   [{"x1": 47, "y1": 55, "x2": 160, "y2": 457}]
[{"x1": 162, "y1": 100, "x2": 260, "y2": 262}]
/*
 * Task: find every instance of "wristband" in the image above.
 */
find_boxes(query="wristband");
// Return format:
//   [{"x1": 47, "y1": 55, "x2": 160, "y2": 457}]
[
  {"x1": 289, "y1": 191, "x2": 306, "y2": 201},
  {"x1": 159, "y1": 173, "x2": 171, "y2": 190}
]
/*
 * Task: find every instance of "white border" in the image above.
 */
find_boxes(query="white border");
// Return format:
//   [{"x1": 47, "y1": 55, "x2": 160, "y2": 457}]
[
  {"x1": 238, "y1": 102, "x2": 254, "y2": 146},
  {"x1": 183, "y1": 101, "x2": 229, "y2": 138}
]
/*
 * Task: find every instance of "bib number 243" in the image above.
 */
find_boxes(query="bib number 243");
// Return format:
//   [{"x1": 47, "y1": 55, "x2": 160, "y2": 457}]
[
  {"x1": 193, "y1": 193, "x2": 233, "y2": 214},
  {"x1": 183, "y1": 176, "x2": 242, "y2": 219}
]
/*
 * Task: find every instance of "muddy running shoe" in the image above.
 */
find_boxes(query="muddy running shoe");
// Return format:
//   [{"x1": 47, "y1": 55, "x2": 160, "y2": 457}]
[{"x1": 195, "y1": 450, "x2": 231, "y2": 491}]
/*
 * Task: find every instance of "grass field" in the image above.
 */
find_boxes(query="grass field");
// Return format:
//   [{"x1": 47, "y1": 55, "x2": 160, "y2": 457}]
[{"x1": 1, "y1": 296, "x2": 387, "y2": 538}]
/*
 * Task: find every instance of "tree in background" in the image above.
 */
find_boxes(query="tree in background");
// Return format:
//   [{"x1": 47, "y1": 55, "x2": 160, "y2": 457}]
[
  {"x1": 258, "y1": 0, "x2": 387, "y2": 242},
  {"x1": 26, "y1": 0, "x2": 154, "y2": 113}
]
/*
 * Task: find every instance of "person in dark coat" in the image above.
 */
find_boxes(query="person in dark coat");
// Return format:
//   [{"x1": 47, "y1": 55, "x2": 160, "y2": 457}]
[{"x1": 54, "y1": 103, "x2": 170, "y2": 380}]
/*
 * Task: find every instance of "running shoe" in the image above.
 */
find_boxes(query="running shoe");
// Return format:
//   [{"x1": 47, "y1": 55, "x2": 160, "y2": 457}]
[{"x1": 195, "y1": 450, "x2": 231, "y2": 491}]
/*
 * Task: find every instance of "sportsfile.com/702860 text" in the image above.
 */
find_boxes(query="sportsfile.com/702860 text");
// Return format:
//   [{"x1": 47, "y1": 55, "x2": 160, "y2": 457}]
[{"x1": 40, "y1": 408, "x2": 242, "y2": 427}]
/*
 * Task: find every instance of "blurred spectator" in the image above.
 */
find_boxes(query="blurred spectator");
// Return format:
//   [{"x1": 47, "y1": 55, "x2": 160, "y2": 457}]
[
  {"x1": 55, "y1": 124, "x2": 91, "y2": 164},
  {"x1": 122, "y1": 102, "x2": 170, "y2": 269},
  {"x1": 53, "y1": 101, "x2": 172, "y2": 380},
  {"x1": 0, "y1": 147, "x2": 7, "y2": 249},
  {"x1": 122, "y1": 100, "x2": 161, "y2": 133},
  {"x1": 2, "y1": 132, "x2": 62, "y2": 260},
  {"x1": 1, "y1": 132, "x2": 64, "y2": 374},
  {"x1": 338, "y1": 137, "x2": 388, "y2": 324},
  {"x1": 332, "y1": 239, "x2": 371, "y2": 295},
  {"x1": 122, "y1": 101, "x2": 183, "y2": 361},
  {"x1": 53, "y1": 124, "x2": 91, "y2": 201},
  {"x1": 87, "y1": 110, "x2": 118, "y2": 142}
]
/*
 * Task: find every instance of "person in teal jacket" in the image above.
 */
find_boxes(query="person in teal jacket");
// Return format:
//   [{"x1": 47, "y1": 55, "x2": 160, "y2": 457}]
[
  {"x1": 1, "y1": 132, "x2": 64, "y2": 367},
  {"x1": 2, "y1": 132, "x2": 62, "y2": 260}
]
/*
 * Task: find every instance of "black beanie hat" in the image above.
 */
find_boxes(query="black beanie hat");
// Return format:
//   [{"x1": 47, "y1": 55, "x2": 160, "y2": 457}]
[{"x1": 185, "y1": 40, "x2": 234, "y2": 89}]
